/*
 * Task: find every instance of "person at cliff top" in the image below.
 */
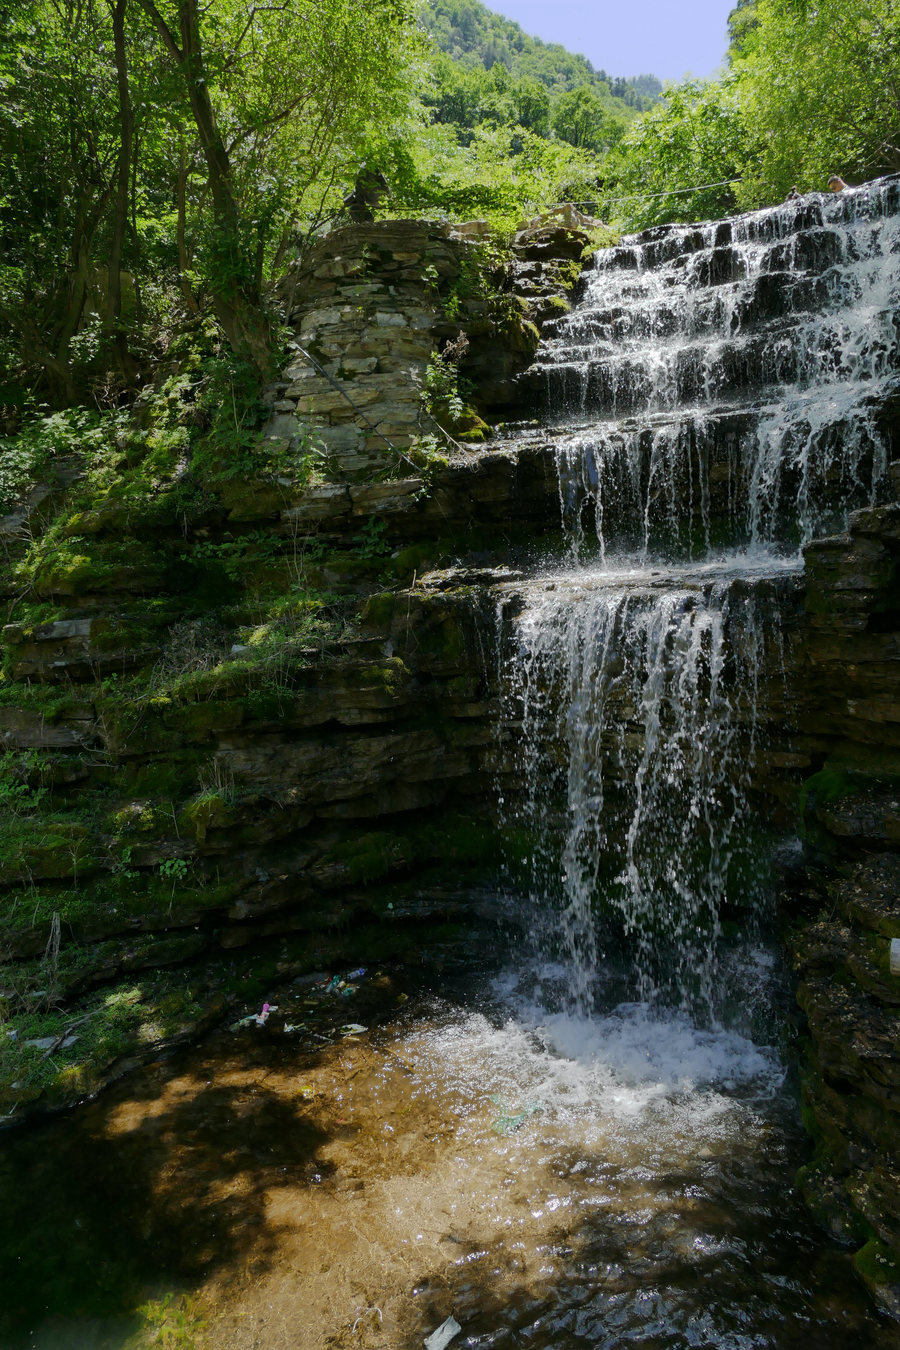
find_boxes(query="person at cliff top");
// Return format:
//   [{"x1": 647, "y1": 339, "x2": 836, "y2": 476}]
[{"x1": 828, "y1": 175, "x2": 850, "y2": 191}]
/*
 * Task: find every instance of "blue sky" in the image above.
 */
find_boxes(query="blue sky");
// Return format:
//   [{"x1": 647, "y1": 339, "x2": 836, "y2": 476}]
[{"x1": 484, "y1": 1, "x2": 736, "y2": 82}]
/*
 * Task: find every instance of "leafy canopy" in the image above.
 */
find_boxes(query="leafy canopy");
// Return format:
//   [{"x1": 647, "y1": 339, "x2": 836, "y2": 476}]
[{"x1": 602, "y1": 0, "x2": 900, "y2": 229}]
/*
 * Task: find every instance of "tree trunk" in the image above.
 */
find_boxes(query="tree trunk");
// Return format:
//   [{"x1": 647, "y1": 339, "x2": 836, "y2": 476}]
[
  {"x1": 176, "y1": 136, "x2": 199, "y2": 314},
  {"x1": 105, "y1": 0, "x2": 137, "y2": 381},
  {"x1": 134, "y1": 0, "x2": 272, "y2": 375}
]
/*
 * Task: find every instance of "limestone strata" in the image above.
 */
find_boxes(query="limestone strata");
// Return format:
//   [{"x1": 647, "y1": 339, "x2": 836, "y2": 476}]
[{"x1": 797, "y1": 501, "x2": 900, "y2": 772}]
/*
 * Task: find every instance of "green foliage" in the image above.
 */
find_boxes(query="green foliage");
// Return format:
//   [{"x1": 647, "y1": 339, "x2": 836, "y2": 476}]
[
  {"x1": 602, "y1": 75, "x2": 750, "y2": 229},
  {"x1": 426, "y1": 54, "x2": 552, "y2": 139},
  {"x1": 605, "y1": 0, "x2": 900, "y2": 229},
  {"x1": 423, "y1": 351, "x2": 470, "y2": 421},
  {"x1": 552, "y1": 86, "x2": 625, "y2": 153},
  {"x1": 159, "y1": 858, "x2": 189, "y2": 884},
  {"x1": 731, "y1": 0, "x2": 900, "y2": 202},
  {"x1": 396, "y1": 0, "x2": 662, "y2": 228},
  {"x1": 0, "y1": 406, "x2": 127, "y2": 511},
  {"x1": 352, "y1": 518, "x2": 391, "y2": 562},
  {"x1": 0, "y1": 750, "x2": 47, "y2": 818},
  {"x1": 422, "y1": 1, "x2": 661, "y2": 110},
  {"x1": 192, "y1": 531, "x2": 282, "y2": 581},
  {"x1": 133, "y1": 1292, "x2": 207, "y2": 1349},
  {"x1": 1, "y1": 0, "x2": 425, "y2": 403},
  {"x1": 389, "y1": 120, "x2": 605, "y2": 229}
]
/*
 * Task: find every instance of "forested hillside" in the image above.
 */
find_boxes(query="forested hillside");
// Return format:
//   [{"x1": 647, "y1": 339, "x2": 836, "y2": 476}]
[
  {"x1": 398, "y1": 0, "x2": 663, "y2": 229},
  {"x1": 423, "y1": 0, "x2": 660, "y2": 108}
]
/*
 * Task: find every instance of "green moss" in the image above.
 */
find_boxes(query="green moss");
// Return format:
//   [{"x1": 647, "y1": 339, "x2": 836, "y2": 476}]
[
  {"x1": 0, "y1": 871, "x2": 239, "y2": 943},
  {"x1": 854, "y1": 1237, "x2": 900, "y2": 1287},
  {"x1": 799, "y1": 767, "x2": 858, "y2": 819},
  {"x1": 332, "y1": 831, "x2": 410, "y2": 884},
  {"x1": 415, "y1": 815, "x2": 495, "y2": 865},
  {"x1": 0, "y1": 680, "x2": 85, "y2": 719},
  {"x1": 0, "y1": 819, "x2": 97, "y2": 884},
  {"x1": 360, "y1": 591, "x2": 400, "y2": 630},
  {"x1": 244, "y1": 688, "x2": 287, "y2": 721},
  {"x1": 326, "y1": 814, "x2": 500, "y2": 891},
  {"x1": 795, "y1": 1162, "x2": 869, "y2": 1245},
  {"x1": 554, "y1": 259, "x2": 584, "y2": 290},
  {"x1": 109, "y1": 801, "x2": 166, "y2": 835},
  {"x1": 181, "y1": 792, "x2": 235, "y2": 843},
  {"x1": 89, "y1": 616, "x2": 160, "y2": 653},
  {"x1": 382, "y1": 542, "x2": 443, "y2": 581},
  {"x1": 495, "y1": 313, "x2": 540, "y2": 355},
  {"x1": 357, "y1": 658, "x2": 408, "y2": 694},
  {"x1": 165, "y1": 698, "x2": 245, "y2": 740},
  {"x1": 121, "y1": 755, "x2": 205, "y2": 800},
  {"x1": 24, "y1": 540, "x2": 169, "y2": 598},
  {"x1": 0, "y1": 973, "x2": 212, "y2": 1107}
]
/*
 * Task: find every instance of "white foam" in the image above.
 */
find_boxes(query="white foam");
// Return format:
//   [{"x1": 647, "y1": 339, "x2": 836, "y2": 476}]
[{"x1": 400, "y1": 962, "x2": 784, "y2": 1160}]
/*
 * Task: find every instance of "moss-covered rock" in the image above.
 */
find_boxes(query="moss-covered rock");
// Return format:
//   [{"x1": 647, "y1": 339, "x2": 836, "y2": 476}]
[{"x1": 853, "y1": 1238, "x2": 900, "y2": 1317}]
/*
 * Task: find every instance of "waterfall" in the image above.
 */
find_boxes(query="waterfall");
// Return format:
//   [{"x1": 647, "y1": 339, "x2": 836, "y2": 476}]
[
  {"x1": 540, "y1": 177, "x2": 900, "y2": 560},
  {"x1": 502, "y1": 558, "x2": 793, "y2": 1018},
  {"x1": 505, "y1": 177, "x2": 900, "y2": 1018}
]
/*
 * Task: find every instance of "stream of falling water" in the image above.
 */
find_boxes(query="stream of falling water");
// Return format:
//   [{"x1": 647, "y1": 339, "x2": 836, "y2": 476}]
[
  {"x1": 446, "y1": 177, "x2": 900, "y2": 1344},
  {"x1": 546, "y1": 178, "x2": 900, "y2": 559},
  {"x1": 500, "y1": 555, "x2": 797, "y2": 1019},
  {"x1": 500, "y1": 176, "x2": 900, "y2": 1022}
]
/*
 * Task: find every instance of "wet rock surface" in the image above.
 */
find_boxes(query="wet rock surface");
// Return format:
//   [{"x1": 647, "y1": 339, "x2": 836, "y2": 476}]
[
  {"x1": 3, "y1": 183, "x2": 900, "y2": 1331},
  {"x1": 778, "y1": 500, "x2": 900, "y2": 1312}
]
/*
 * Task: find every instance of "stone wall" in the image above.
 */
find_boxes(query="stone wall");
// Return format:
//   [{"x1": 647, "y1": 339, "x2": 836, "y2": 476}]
[{"x1": 265, "y1": 215, "x2": 594, "y2": 480}]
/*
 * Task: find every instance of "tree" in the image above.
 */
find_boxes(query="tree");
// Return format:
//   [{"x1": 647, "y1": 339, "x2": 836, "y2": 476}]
[
  {"x1": 0, "y1": 0, "x2": 129, "y2": 400},
  {"x1": 601, "y1": 76, "x2": 752, "y2": 228},
  {"x1": 134, "y1": 0, "x2": 422, "y2": 374},
  {"x1": 733, "y1": 0, "x2": 900, "y2": 201},
  {"x1": 0, "y1": 0, "x2": 423, "y2": 407},
  {"x1": 552, "y1": 86, "x2": 625, "y2": 153}
]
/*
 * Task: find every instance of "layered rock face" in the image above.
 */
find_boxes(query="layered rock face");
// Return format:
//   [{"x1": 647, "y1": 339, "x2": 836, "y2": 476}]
[
  {"x1": 781, "y1": 498, "x2": 900, "y2": 1311},
  {"x1": 0, "y1": 218, "x2": 599, "y2": 1118},
  {"x1": 1, "y1": 180, "x2": 900, "y2": 1337},
  {"x1": 525, "y1": 187, "x2": 900, "y2": 556},
  {"x1": 495, "y1": 177, "x2": 900, "y2": 1308}
]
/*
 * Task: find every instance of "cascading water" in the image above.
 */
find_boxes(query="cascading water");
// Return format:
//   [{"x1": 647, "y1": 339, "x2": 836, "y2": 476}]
[
  {"x1": 502, "y1": 177, "x2": 900, "y2": 1027},
  {"x1": 8, "y1": 188, "x2": 899, "y2": 1350},
  {"x1": 504, "y1": 560, "x2": 790, "y2": 1017},
  {"x1": 539, "y1": 179, "x2": 900, "y2": 559}
]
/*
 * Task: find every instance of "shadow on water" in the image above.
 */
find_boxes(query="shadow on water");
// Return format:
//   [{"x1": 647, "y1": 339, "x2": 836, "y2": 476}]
[{"x1": 0, "y1": 1035, "x2": 334, "y2": 1349}]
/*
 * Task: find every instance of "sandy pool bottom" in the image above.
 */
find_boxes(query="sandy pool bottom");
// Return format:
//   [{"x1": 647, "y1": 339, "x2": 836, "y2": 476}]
[{"x1": 9, "y1": 975, "x2": 896, "y2": 1350}]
